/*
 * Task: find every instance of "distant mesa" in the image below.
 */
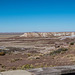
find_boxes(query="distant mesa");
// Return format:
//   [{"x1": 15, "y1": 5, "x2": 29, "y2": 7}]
[{"x1": 20, "y1": 32, "x2": 75, "y2": 38}]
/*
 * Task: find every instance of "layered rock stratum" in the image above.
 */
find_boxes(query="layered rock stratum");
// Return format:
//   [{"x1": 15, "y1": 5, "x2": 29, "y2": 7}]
[{"x1": 20, "y1": 32, "x2": 75, "y2": 37}]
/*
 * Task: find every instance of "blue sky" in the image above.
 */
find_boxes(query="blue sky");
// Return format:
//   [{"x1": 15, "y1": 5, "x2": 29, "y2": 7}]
[{"x1": 0, "y1": 0, "x2": 75, "y2": 32}]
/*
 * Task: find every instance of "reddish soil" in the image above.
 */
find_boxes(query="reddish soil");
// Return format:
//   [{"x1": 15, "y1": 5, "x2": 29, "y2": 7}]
[{"x1": 0, "y1": 35, "x2": 75, "y2": 71}]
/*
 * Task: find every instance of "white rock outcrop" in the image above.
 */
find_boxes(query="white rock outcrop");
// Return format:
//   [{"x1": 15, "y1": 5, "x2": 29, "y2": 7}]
[{"x1": 20, "y1": 32, "x2": 75, "y2": 38}]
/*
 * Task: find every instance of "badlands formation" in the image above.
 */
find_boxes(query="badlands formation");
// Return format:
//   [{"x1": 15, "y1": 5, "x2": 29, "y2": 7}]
[
  {"x1": 1, "y1": 32, "x2": 75, "y2": 75},
  {"x1": 20, "y1": 32, "x2": 75, "y2": 37}
]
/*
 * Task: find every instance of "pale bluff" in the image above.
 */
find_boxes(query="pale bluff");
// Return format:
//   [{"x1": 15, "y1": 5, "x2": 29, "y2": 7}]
[{"x1": 20, "y1": 32, "x2": 75, "y2": 38}]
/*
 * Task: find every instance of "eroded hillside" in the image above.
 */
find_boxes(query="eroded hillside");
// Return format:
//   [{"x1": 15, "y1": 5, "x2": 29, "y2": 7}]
[
  {"x1": 20, "y1": 32, "x2": 75, "y2": 37},
  {"x1": 0, "y1": 33, "x2": 75, "y2": 72}
]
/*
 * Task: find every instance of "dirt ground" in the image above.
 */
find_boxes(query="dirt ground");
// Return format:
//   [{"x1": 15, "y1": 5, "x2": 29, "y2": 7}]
[{"x1": 0, "y1": 33, "x2": 75, "y2": 72}]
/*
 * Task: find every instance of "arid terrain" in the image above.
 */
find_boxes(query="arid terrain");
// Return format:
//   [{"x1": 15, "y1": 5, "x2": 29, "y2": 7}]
[{"x1": 0, "y1": 32, "x2": 75, "y2": 72}]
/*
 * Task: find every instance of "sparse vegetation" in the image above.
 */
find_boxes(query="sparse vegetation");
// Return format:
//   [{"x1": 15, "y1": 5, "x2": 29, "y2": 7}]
[
  {"x1": 11, "y1": 58, "x2": 22, "y2": 62},
  {"x1": 28, "y1": 56, "x2": 40, "y2": 60},
  {"x1": 0, "y1": 69, "x2": 6, "y2": 72},
  {"x1": 0, "y1": 50, "x2": 6, "y2": 56},
  {"x1": 70, "y1": 42, "x2": 74, "y2": 45},
  {"x1": 50, "y1": 48, "x2": 68, "y2": 55},
  {"x1": 0, "y1": 33, "x2": 75, "y2": 71},
  {"x1": 27, "y1": 53, "x2": 32, "y2": 57},
  {"x1": 11, "y1": 66, "x2": 16, "y2": 70},
  {"x1": 21, "y1": 64, "x2": 34, "y2": 70},
  {"x1": 1, "y1": 65, "x2": 6, "y2": 68}
]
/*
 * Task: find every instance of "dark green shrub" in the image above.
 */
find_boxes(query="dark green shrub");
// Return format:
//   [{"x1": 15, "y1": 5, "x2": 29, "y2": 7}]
[
  {"x1": 70, "y1": 42, "x2": 74, "y2": 45},
  {"x1": 11, "y1": 66, "x2": 16, "y2": 70},
  {"x1": 0, "y1": 50, "x2": 6, "y2": 56}
]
